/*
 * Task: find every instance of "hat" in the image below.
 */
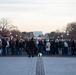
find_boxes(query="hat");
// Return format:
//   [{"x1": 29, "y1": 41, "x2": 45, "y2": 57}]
[{"x1": 38, "y1": 53, "x2": 42, "y2": 57}]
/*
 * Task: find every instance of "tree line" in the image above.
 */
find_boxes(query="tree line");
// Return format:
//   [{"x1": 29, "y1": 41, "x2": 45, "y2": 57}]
[{"x1": 0, "y1": 17, "x2": 76, "y2": 39}]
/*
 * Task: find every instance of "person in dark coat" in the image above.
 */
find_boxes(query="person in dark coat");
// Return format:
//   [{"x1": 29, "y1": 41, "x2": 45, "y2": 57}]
[
  {"x1": 2, "y1": 38, "x2": 7, "y2": 55},
  {"x1": 71, "y1": 40, "x2": 75, "y2": 55},
  {"x1": 58, "y1": 40, "x2": 63, "y2": 55},
  {"x1": 38, "y1": 40, "x2": 44, "y2": 53},
  {"x1": 51, "y1": 40, "x2": 56, "y2": 55},
  {"x1": 15, "y1": 39, "x2": 19, "y2": 55},
  {"x1": 19, "y1": 40, "x2": 24, "y2": 55},
  {"x1": 28, "y1": 38, "x2": 36, "y2": 57},
  {"x1": 10, "y1": 39, "x2": 15, "y2": 55}
]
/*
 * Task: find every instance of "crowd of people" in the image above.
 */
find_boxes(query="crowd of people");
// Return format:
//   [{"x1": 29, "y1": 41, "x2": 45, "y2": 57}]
[{"x1": 0, "y1": 37, "x2": 76, "y2": 57}]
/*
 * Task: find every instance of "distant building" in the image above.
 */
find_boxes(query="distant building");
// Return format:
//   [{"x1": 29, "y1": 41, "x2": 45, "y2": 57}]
[
  {"x1": 44, "y1": 33, "x2": 49, "y2": 40},
  {"x1": 22, "y1": 31, "x2": 43, "y2": 39},
  {"x1": 26, "y1": 32, "x2": 33, "y2": 37},
  {"x1": 33, "y1": 31, "x2": 43, "y2": 37},
  {"x1": 33, "y1": 31, "x2": 43, "y2": 39},
  {"x1": 22, "y1": 32, "x2": 33, "y2": 38}
]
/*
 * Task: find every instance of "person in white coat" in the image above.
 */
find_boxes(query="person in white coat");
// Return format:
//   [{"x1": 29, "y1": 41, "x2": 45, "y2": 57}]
[
  {"x1": 5, "y1": 40, "x2": 10, "y2": 55},
  {"x1": 46, "y1": 40, "x2": 51, "y2": 55}
]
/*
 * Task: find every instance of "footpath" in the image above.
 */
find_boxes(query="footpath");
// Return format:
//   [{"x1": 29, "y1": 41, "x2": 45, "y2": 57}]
[{"x1": 0, "y1": 56, "x2": 76, "y2": 75}]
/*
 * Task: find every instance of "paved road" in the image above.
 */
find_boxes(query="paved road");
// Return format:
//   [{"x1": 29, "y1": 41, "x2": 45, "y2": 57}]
[
  {"x1": 0, "y1": 57, "x2": 37, "y2": 75},
  {"x1": 43, "y1": 57, "x2": 76, "y2": 75},
  {"x1": 0, "y1": 57, "x2": 76, "y2": 75}
]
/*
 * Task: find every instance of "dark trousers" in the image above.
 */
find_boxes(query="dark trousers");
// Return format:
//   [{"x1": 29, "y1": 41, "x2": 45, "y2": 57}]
[
  {"x1": 28, "y1": 48, "x2": 34, "y2": 57},
  {"x1": 2, "y1": 47, "x2": 6, "y2": 55}
]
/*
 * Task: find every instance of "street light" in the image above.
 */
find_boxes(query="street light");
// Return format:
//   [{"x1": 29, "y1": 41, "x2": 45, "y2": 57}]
[
  {"x1": 20, "y1": 36, "x2": 21, "y2": 38},
  {"x1": 16, "y1": 35, "x2": 18, "y2": 37},
  {"x1": 57, "y1": 36, "x2": 59, "y2": 39},
  {"x1": 61, "y1": 35, "x2": 63, "y2": 38},
  {"x1": 10, "y1": 32, "x2": 12, "y2": 35},
  {"x1": 0, "y1": 29, "x2": 2, "y2": 31},
  {"x1": 67, "y1": 33, "x2": 69, "y2": 39},
  {"x1": 67, "y1": 33, "x2": 69, "y2": 36}
]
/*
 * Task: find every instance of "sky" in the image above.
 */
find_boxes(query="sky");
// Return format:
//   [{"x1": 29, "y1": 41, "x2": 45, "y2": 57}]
[{"x1": 0, "y1": 0, "x2": 76, "y2": 34}]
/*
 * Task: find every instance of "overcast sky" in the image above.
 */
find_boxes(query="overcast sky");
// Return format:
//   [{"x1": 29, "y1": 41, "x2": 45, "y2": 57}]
[{"x1": 0, "y1": 0, "x2": 76, "y2": 34}]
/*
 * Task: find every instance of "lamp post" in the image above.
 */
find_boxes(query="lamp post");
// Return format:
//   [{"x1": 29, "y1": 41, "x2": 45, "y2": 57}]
[
  {"x1": 61, "y1": 35, "x2": 63, "y2": 38},
  {"x1": 10, "y1": 32, "x2": 12, "y2": 35},
  {"x1": 9, "y1": 32, "x2": 13, "y2": 40},
  {"x1": 0, "y1": 29, "x2": 2, "y2": 31},
  {"x1": 61, "y1": 35, "x2": 63, "y2": 41},
  {"x1": 67, "y1": 33, "x2": 69, "y2": 39},
  {"x1": 67, "y1": 33, "x2": 69, "y2": 36},
  {"x1": 20, "y1": 36, "x2": 21, "y2": 38},
  {"x1": 0, "y1": 29, "x2": 2, "y2": 36},
  {"x1": 57, "y1": 36, "x2": 59, "y2": 39},
  {"x1": 16, "y1": 35, "x2": 18, "y2": 37},
  {"x1": 66, "y1": 30, "x2": 69, "y2": 39}
]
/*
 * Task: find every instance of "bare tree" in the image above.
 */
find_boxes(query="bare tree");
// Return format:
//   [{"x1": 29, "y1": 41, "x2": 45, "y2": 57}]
[
  {"x1": 10, "y1": 30, "x2": 21, "y2": 38},
  {"x1": 55, "y1": 29, "x2": 60, "y2": 34},
  {"x1": 0, "y1": 18, "x2": 17, "y2": 36},
  {"x1": 66, "y1": 22, "x2": 76, "y2": 39}
]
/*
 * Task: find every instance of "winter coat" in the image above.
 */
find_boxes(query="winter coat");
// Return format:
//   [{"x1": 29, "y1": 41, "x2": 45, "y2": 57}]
[{"x1": 46, "y1": 42, "x2": 50, "y2": 51}]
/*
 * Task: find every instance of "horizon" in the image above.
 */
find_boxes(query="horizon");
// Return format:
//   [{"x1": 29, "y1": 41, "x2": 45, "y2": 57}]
[{"x1": 0, "y1": 0, "x2": 76, "y2": 34}]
